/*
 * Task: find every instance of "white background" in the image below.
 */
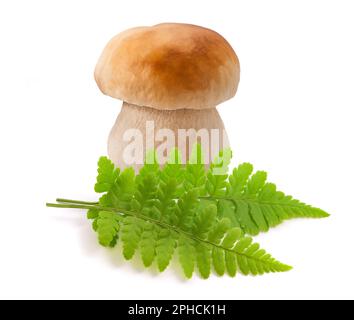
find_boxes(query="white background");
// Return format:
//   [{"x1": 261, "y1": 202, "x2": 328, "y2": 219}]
[{"x1": 0, "y1": 0, "x2": 353, "y2": 300}]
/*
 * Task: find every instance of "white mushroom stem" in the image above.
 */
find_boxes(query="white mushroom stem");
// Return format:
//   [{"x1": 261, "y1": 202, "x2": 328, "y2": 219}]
[{"x1": 108, "y1": 102, "x2": 230, "y2": 171}]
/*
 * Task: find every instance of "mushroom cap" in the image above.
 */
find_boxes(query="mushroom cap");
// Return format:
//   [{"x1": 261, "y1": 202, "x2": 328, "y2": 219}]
[{"x1": 95, "y1": 23, "x2": 240, "y2": 110}]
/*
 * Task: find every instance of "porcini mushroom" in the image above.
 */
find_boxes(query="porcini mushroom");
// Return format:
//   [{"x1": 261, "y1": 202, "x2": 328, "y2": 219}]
[{"x1": 95, "y1": 23, "x2": 240, "y2": 170}]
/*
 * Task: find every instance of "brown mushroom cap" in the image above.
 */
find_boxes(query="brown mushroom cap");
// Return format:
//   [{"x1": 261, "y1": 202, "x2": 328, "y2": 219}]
[{"x1": 95, "y1": 23, "x2": 240, "y2": 110}]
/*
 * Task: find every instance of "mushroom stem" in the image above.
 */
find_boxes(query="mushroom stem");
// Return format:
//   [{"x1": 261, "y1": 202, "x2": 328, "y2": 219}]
[{"x1": 108, "y1": 102, "x2": 230, "y2": 171}]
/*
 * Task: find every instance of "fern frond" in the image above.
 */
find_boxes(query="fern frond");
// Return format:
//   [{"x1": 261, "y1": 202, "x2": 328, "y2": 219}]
[
  {"x1": 82, "y1": 198, "x2": 291, "y2": 279},
  {"x1": 90, "y1": 157, "x2": 293, "y2": 277},
  {"x1": 208, "y1": 163, "x2": 330, "y2": 235},
  {"x1": 48, "y1": 147, "x2": 329, "y2": 280}
]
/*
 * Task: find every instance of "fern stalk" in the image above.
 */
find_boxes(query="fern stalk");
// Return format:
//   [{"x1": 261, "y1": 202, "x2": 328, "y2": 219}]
[{"x1": 56, "y1": 198, "x2": 99, "y2": 205}]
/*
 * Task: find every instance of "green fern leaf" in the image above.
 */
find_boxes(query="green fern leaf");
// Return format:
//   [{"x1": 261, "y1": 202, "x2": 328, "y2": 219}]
[
  {"x1": 216, "y1": 200, "x2": 242, "y2": 230},
  {"x1": 228, "y1": 163, "x2": 254, "y2": 197},
  {"x1": 196, "y1": 243, "x2": 212, "y2": 279},
  {"x1": 121, "y1": 216, "x2": 142, "y2": 260},
  {"x1": 155, "y1": 179, "x2": 178, "y2": 223},
  {"x1": 222, "y1": 228, "x2": 242, "y2": 248},
  {"x1": 86, "y1": 194, "x2": 114, "y2": 231},
  {"x1": 140, "y1": 222, "x2": 157, "y2": 267},
  {"x1": 155, "y1": 229, "x2": 176, "y2": 272},
  {"x1": 94, "y1": 157, "x2": 119, "y2": 193},
  {"x1": 108, "y1": 168, "x2": 135, "y2": 210},
  {"x1": 174, "y1": 189, "x2": 199, "y2": 231},
  {"x1": 210, "y1": 163, "x2": 331, "y2": 235},
  {"x1": 245, "y1": 170, "x2": 267, "y2": 195},
  {"x1": 87, "y1": 208, "x2": 99, "y2": 220},
  {"x1": 193, "y1": 204, "x2": 217, "y2": 238},
  {"x1": 161, "y1": 148, "x2": 185, "y2": 196},
  {"x1": 133, "y1": 172, "x2": 158, "y2": 215},
  {"x1": 178, "y1": 236, "x2": 196, "y2": 279},
  {"x1": 212, "y1": 247, "x2": 226, "y2": 276},
  {"x1": 138, "y1": 150, "x2": 160, "y2": 181},
  {"x1": 184, "y1": 144, "x2": 206, "y2": 194},
  {"x1": 208, "y1": 218, "x2": 231, "y2": 243},
  {"x1": 96, "y1": 211, "x2": 120, "y2": 247},
  {"x1": 225, "y1": 251, "x2": 237, "y2": 277},
  {"x1": 88, "y1": 157, "x2": 120, "y2": 225},
  {"x1": 206, "y1": 148, "x2": 232, "y2": 196}
]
